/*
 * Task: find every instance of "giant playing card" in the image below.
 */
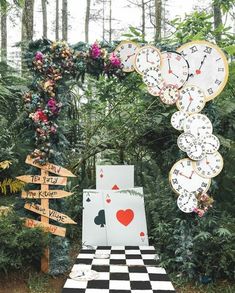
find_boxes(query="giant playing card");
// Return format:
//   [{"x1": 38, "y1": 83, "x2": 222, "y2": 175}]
[
  {"x1": 105, "y1": 187, "x2": 149, "y2": 246},
  {"x1": 82, "y1": 189, "x2": 107, "y2": 246},
  {"x1": 96, "y1": 165, "x2": 134, "y2": 190}
]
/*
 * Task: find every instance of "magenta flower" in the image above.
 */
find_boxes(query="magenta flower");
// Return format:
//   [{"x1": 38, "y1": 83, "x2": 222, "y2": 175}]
[
  {"x1": 90, "y1": 42, "x2": 101, "y2": 59},
  {"x1": 50, "y1": 125, "x2": 57, "y2": 134},
  {"x1": 109, "y1": 52, "x2": 122, "y2": 67},
  {"x1": 35, "y1": 51, "x2": 44, "y2": 61}
]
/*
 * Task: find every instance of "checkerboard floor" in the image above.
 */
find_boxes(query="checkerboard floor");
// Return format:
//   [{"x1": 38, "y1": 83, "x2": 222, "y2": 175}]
[{"x1": 62, "y1": 246, "x2": 175, "y2": 293}]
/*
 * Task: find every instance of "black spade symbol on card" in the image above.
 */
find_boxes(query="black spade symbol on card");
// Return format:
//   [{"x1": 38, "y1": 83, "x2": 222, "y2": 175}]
[
  {"x1": 94, "y1": 209, "x2": 106, "y2": 228},
  {"x1": 86, "y1": 197, "x2": 91, "y2": 202}
]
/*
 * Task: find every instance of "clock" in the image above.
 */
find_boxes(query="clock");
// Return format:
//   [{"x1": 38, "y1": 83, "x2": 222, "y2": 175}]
[
  {"x1": 134, "y1": 45, "x2": 161, "y2": 75},
  {"x1": 177, "y1": 132, "x2": 197, "y2": 152},
  {"x1": 177, "y1": 192, "x2": 198, "y2": 213},
  {"x1": 187, "y1": 141, "x2": 206, "y2": 161},
  {"x1": 202, "y1": 134, "x2": 220, "y2": 154},
  {"x1": 171, "y1": 111, "x2": 189, "y2": 131},
  {"x1": 161, "y1": 51, "x2": 189, "y2": 89},
  {"x1": 159, "y1": 84, "x2": 180, "y2": 105},
  {"x1": 184, "y1": 113, "x2": 213, "y2": 138},
  {"x1": 143, "y1": 66, "x2": 163, "y2": 87},
  {"x1": 147, "y1": 85, "x2": 163, "y2": 97},
  {"x1": 169, "y1": 158, "x2": 211, "y2": 195},
  {"x1": 114, "y1": 40, "x2": 139, "y2": 72},
  {"x1": 193, "y1": 151, "x2": 224, "y2": 178},
  {"x1": 177, "y1": 85, "x2": 206, "y2": 114},
  {"x1": 177, "y1": 40, "x2": 229, "y2": 101}
]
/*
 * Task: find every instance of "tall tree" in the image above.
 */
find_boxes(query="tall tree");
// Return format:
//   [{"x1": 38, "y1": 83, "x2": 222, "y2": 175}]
[
  {"x1": 213, "y1": 1, "x2": 222, "y2": 43},
  {"x1": 1, "y1": 0, "x2": 7, "y2": 63},
  {"x1": 154, "y1": 0, "x2": 161, "y2": 42},
  {"x1": 141, "y1": 0, "x2": 146, "y2": 38},
  {"x1": 55, "y1": 0, "x2": 59, "y2": 40},
  {"x1": 108, "y1": 0, "x2": 112, "y2": 42},
  {"x1": 21, "y1": 0, "x2": 34, "y2": 42},
  {"x1": 62, "y1": 0, "x2": 68, "y2": 41},
  {"x1": 41, "y1": 0, "x2": 47, "y2": 38},
  {"x1": 85, "y1": 0, "x2": 91, "y2": 43},
  {"x1": 102, "y1": 0, "x2": 105, "y2": 41}
]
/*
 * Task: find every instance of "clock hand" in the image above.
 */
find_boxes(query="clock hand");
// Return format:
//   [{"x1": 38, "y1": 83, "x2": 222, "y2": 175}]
[
  {"x1": 196, "y1": 55, "x2": 207, "y2": 75},
  {"x1": 189, "y1": 171, "x2": 194, "y2": 179},
  {"x1": 124, "y1": 53, "x2": 135, "y2": 62},
  {"x1": 146, "y1": 52, "x2": 154, "y2": 64},
  {"x1": 167, "y1": 59, "x2": 179, "y2": 78},
  {"x1": 179, "y1": 172, "x2": 191, "y2": 179}
]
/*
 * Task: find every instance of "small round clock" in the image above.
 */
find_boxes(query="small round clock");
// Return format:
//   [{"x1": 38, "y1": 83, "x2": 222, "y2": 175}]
[
  {"x1": 171, "y1": 111, "x2": 189, "y2": 131},
  {"x1": 114, "y1": 40, "x2": 139, "y2": 72},
  {"x1": 177, "y1": 40, "x2": 229, "y2": 101},
  {"x1": 177, "y1": 133, "x2": 197, "y2": 152},
  {"x1": 202, "y1": 134, "x2": 220, "y2": 154},
  {"x1": 184, "y1": 113, "x2": 213, "y2": 138},
  {"x1": 159, "y1": 84, "x2": 179, "y2": 105},
  {"x1": 177, "y1": 85, "x2": 206, "y2": 114},
  {"x1": 161, "y1": 51, "x2": 189, "y2": 89},
  {"x1": 169, "y1": 158, "x2": 211, "y2": 195},
  {"x1": 187, "y1": 141, "x2": 206, "y2": 161},
  {"x1": 177, "y1": 192, "x2": 198, "y2": 213},
  {"x1": 147, "y1": 85, "x2": 163, "y2": 97},
  {"x1": 134, "y1": 45, "x2": 161, "y2": 75},
  {"x1": 143, "y1": 66, "x2": 163, "y2": 87},
  {"x1": 193, "y1": 151, "x2": 224, "y2": 178}
]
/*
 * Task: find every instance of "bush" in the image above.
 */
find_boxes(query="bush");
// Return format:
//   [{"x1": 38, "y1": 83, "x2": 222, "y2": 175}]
[{"x1": 0, "y1": 211, "x2": 49, "y2": 274}]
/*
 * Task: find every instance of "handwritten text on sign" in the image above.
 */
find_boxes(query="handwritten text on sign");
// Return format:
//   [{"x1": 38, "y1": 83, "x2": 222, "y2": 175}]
[
  {"x1": 25, "y1": 156, "x2": 76, "y2": 177},
  {"x1": 24, "y1": 203, "x2": 77, "y2": 224},
  {"x1": 25, "y1": 218, "x2": 66, "y2": 237},
  {"x1": 21, "y1": 190, "x2": 73, "y2": 199},
  {"x1": 17, "y1": 175, "x2": 67, "y2": 185}
]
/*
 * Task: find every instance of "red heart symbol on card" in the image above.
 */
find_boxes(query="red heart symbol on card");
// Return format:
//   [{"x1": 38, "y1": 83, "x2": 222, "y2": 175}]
[
  {"x1": 112, "y1": 184, "x2": 120, "y2": 190},
  {"x1": 106, "y1": 198, "x2": 111, "y2": 203},
  {"x1": 116, "y1": 209, "x2": 134, "y2": 226},
  {"x1": 140, "y1": 232, "x2": 145, "y2": 237}
]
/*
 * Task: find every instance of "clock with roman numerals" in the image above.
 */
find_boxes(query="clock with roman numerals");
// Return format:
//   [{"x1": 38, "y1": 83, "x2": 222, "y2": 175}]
[
  {"x1": 169, "y1": 158, "x2": 211, "y2": 195},
  {"x1": 177, "y1": 40, "x2": 229, "y2": 101}
]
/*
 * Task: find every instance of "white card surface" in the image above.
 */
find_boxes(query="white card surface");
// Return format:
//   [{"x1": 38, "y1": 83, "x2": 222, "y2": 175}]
[
  {"x1": 96, "y1": 165, "x2": 134, "y2": 190},
  {"x1": 82, "y1": 189, "x2": 107, "y2": 246},
  {"x1": 104, "y1": 188, "x2": 149, "y2": 246}
]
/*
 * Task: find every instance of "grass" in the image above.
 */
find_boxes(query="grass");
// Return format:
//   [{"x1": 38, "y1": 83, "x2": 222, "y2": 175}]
[{"x1": 27, "y1": 273, "x2": 56, "y2": 293}]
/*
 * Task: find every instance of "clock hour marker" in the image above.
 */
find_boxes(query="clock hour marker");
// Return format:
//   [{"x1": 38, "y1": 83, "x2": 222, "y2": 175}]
[
  {"x1": 190, "y1": 46, "x2": 198, "y2": 53},
  {"x1": 204, "y1": 47, "x2": 212, "y2": 54}
]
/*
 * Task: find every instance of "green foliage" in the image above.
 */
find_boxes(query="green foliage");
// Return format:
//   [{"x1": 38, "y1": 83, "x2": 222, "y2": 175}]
[{"x1": 0, "y1": 211, "x2": 49, "y2": 274}]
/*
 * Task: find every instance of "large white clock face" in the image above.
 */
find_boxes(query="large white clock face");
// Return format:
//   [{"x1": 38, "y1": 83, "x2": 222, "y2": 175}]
[
  {"x1": 177, "y1": 85, "x2": 206, "y2": 114},
  {"x1": 194, "y1": 151, "x2": 224, "y2": 178},
  {"x1": 202, "y1": 134, "x2": 220, "y2": 154},
  {"x1": 134, "y1": 45, "x2": 161, "y2": 75},
  {"x1": 161, "y1": 51, "x2": 189, "y2": 89},
  {"x1": 177, "y1": 40, "x2": 229, "y2": 101},
  {"x1": 171, "y1": 111, "x2": 189, "y2": 131},
  {"x1": 143, "y1": 66, "x2": 163, "y2": 87},
  {"x1": 177, "y1": 192, "x2": 198, "y2": 213},
  {"x1": 114, "y1": 41, "x2": 139, "y2": 72},
  {"x1": 169, "y1": 158, "x2": 211, "y2": 195},
  {"x1": 184, "y1": 113, "x2": 213, "y2": 138}
]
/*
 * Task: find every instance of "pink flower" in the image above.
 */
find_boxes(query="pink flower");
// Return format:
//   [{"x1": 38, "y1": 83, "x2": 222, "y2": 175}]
[
  {"x1": 37, "y1": 109, "x2": 48, "y2": 122},
  {"x1": 90, "y1": 42, "x2": 101, "y2": 59},
  {"x1": 35, "y1": 51, "x2": 43, "y2": 61},
  {"x1": 50, "y1": 125, "x2": 57, "y2": 134},
  {"x1": 197, "y1": 208, "x2": 205, "y2": 218},
  {"x1": 109, "y1": 52, "x2": 122, "y2": 67}
]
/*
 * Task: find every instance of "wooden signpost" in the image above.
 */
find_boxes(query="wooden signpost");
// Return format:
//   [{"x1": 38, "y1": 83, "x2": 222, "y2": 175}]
[{"x1": 17, "y1": 157, "x2": 76, "y2": 273}]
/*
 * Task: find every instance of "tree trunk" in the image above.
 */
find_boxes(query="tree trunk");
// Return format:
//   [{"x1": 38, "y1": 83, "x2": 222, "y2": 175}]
[
  {"x1": 141, "y1": 0, "x2": 145, "y2": 40},
  {"x1": 21, "y1": 0, "x2": 34, "y2": 72},
  {"x1": 62, "y1": 0, "x2": 68, "y2": 41},
  {"x1": 1, "y1": 0, "x2": 7, "y2": 63},
  {"x1": 213, "y1": 2, "x2": 222, "y2": 43},
  {"x1": 41, "y1": 0, "x2": 47, "y2": 38},
  {"x1": 102, "y1": 0, "x2": 105, "y2": 41},
  {"x1": 85, "y1": 0, "x2": 91, "y2": 43},
  {"x1": 108, "y1": 0, "x2": 112, "y2": 42},
  {"x1": 154, "y1": 0, "x2": 161, "y2": 43},
  {"x1": 55, "y1": 0, "x2": 59, "y2": 40}
]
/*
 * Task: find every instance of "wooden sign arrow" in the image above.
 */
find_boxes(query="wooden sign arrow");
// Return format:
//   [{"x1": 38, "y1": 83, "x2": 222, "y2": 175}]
[
  {"x1": 25, "y1": 156, "x2": 76, "y2": 177},
  {"x1": 24, "y1": 203, "x2": 77, "y2": 225},
  {"x1": 24, "y1": 218, "x2": 66, "y2": 237},
  {"x1": 21, "y1": 190, "x2": 73, "y2": 199},
  {"x1": 16, "y1": 175, "x2": 67, "y2": 186}
]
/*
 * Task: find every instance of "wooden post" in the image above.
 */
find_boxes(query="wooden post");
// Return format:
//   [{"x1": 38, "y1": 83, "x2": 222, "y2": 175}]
[{"x1": 41, "y1": 169, "x2": 49, "y2": 273}]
